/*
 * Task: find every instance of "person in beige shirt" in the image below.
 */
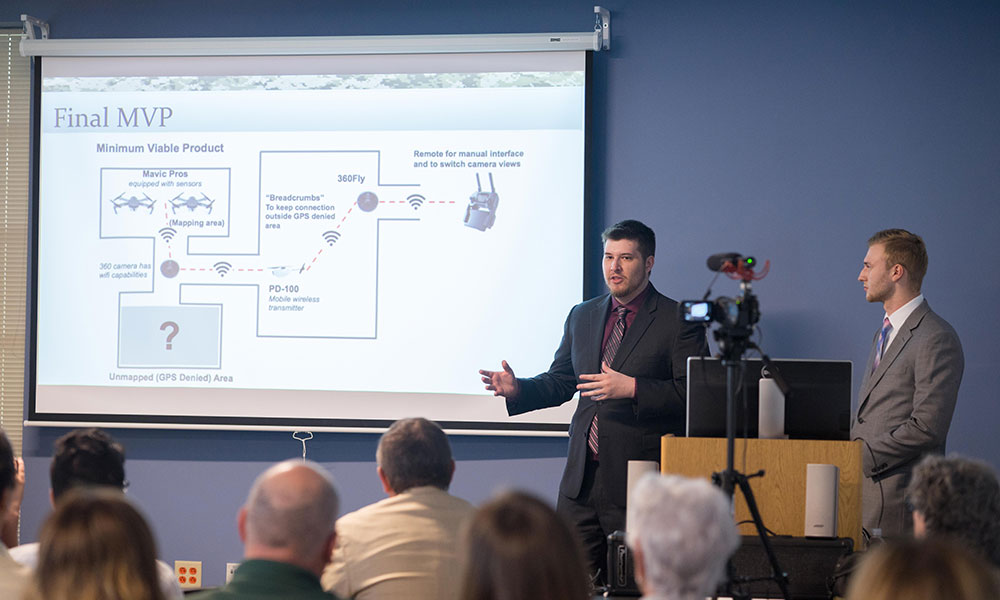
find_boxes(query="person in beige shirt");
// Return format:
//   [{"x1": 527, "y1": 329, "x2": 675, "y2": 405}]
[{"x1": 322, "y1": 418, "x2": 474, "y2": 600}]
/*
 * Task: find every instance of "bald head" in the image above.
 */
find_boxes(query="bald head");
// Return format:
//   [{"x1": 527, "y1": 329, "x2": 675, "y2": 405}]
[{"x1": 240, "y1": 460, "x2": 339, "y2": 574}]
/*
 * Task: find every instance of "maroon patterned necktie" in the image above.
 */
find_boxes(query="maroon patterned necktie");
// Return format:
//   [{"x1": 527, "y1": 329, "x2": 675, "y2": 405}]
[{"x1": 588, "y1": 306, "x2": 629, "y2": 459}]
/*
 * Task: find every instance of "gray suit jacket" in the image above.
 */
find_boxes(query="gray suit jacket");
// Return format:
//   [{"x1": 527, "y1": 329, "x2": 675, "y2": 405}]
[{"x1": 851, "y1": 299, "x2": 963, "y2": 538}]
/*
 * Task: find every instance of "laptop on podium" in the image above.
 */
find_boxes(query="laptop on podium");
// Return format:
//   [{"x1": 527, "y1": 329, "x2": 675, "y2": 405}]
[{"x1": 685, "y1": 357, "x2": 852, "y2": 440}]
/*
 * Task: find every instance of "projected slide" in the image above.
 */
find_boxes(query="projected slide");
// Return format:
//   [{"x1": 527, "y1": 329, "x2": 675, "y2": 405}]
[{"x1": 32, "y1": 52, "x2": 586, "y2": 429}]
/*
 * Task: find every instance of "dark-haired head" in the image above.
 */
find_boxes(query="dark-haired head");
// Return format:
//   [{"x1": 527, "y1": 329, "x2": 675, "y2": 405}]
[
  {"x1": 602, "y1": 220, "x2": 655, "y2": 260},
  {"x1": 376, "y1": 418, "x2": 454, "y2": 493},
  {"x1": 0, "y1": 430, "x2": 15, "y2": 495},
  {"x1": 50, "y1": 428, "x2": 126, "y2": 500}
]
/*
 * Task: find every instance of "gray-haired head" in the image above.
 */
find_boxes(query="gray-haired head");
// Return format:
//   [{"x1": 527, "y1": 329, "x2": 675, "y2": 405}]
[
  {"x1": 243, "y1": 459, "x2": 339, "y2": 567},
  {"x1": 906, "y1": 454, "x2": 1000, "y2": 567},
  {"x1": 376, "y1": 418, "x2": 454, "y2": 493},
  {"x1": 626, "y1": 473, "x2": 738, "y2": 600}
]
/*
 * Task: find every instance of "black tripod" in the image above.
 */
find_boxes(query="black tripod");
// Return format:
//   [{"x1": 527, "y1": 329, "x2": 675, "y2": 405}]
[{"x1": 712, "y1": 287, "x2": 791, "y2": 600}]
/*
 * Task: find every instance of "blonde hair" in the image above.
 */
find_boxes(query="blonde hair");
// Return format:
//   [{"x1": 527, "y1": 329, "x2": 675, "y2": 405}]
[
  {"x1": 845, "y1": 538, "x2": 1000, "y2": 600},
  {"x1": 25, "y1": 488, "x2": 165, "y2": 600},
  {"x1": 868, "y1": 229, "x2": 928, "y2": 289}
]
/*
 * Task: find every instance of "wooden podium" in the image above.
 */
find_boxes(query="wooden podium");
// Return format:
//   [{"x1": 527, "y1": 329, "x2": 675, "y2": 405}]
[{"x1": 660, "y1": 437, "x2": 863, "y2": 550}]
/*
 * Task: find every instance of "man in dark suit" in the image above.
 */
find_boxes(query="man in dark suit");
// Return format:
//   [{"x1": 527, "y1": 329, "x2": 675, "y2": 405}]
[
  {"x1": 480, "y1": 219, "x2": 705, "y2": 581},
  {"x1": 852, "y1": 229, "x2": 964, "y2": 541}
]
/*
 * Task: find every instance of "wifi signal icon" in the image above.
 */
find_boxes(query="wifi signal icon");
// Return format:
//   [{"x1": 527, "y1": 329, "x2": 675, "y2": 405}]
[
  {"x1": 406, "y1": 194, "x2": 425, "y2": 210},
  {"x1": 158, "y1": 227, "x2": 177, "y2": 243},
  {"x1": 213, "y1": 261, "x2": 232, "y2": 277},
  {"x1": 322, "y1": 231, "x2": 341, "y2": 246}
]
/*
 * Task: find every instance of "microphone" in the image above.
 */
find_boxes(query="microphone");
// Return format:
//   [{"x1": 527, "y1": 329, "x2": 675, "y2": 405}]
[{"x1": 706, "y1": 253, "x2": 755, "y2": 272}]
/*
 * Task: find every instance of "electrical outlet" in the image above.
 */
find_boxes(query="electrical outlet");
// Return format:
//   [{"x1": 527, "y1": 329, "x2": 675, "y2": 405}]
[
  {"x1": 226, "y1": 562, "x2": 240, "y2": 583},
  {"x1": 174, "y1": 560, "x2": 203, "y2": 589}
]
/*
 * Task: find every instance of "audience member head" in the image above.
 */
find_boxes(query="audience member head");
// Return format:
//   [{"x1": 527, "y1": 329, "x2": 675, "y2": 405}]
[
  {"x1": 375, "y1": 417, "x2": 454, "y2": 494},
  {"x1": 50, "y1": 427, "x2": 126, "y2": 501},
  {"x1": 626, "y1": 473, "x2": 739, "y2": 600},
  {"x1": 459, "y1": 490, "x2": 590, "y2": 600},
  {"x1": 867, "y1": 228, "x2": 928, "y2": 291},
  {"x1": 239, "y1": 459, "x2": 339, "y2": 576},
  {"x1": 845, "y1": 537, "x2": 1000, "y2": 600},
  {"x1": 906, "y1": 454, "x2": 1000, "y2": 567},
  {"x1": 0, "y1": 430, "x2": 15, "y2": 509},
  {"x1": 26, "y1": 487, "x2": 165, "y2": 600},
  {"x1": 602, "y1": 219, "x2": 656, "y2": 260}
]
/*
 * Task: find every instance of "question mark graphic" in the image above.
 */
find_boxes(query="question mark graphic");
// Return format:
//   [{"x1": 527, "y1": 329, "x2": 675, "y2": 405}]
[{"x1": 160, "y1": 321, "x2": 179, "y2": 350}]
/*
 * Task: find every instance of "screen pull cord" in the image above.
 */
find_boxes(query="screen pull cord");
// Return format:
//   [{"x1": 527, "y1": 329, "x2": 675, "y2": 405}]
[{"x1": 292, "y1": 431, "x2": 314, "y2": 461}]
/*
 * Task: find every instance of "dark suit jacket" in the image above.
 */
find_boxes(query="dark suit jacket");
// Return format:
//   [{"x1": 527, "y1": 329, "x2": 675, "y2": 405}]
[
  {"x1": 506, "y1": 284, "x2": 706, "y2": 506},
  {"x1": 851, "y1": 299, "x2": 963, "y2": 537}
]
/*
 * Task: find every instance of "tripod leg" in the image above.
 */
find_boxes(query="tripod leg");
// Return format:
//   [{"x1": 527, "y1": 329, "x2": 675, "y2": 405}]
[{"x1": 736, "y1": 472, "x2": 791, "y2": 600}]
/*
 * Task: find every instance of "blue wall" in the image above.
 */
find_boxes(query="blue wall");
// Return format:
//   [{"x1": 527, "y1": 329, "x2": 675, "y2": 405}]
[{"x1": 4, "y1": 0, "x2": 999, "y2": 587}]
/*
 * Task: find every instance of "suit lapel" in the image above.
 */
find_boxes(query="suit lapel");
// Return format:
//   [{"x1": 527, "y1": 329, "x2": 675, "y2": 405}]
[
  {"x1": 610, "y1": 286, "x2": 657, "y2": 370},
  {"x1": 586, "y1": 295, "x2": 612, "y2": 372},
  {"x1": 858, "y1": 300, "x2": 930, "y2": 412},
  {"x1": 857, "y1": 330, "x2": 879, "y2": 411}
]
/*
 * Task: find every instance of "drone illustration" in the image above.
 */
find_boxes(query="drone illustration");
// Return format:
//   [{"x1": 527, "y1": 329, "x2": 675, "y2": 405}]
[
  {"x1": 170, "y1": 193, "x2": 214, "y2": 214},
  {"x1": 110, "y1": 193, "x2": 156, "y2": 214}
]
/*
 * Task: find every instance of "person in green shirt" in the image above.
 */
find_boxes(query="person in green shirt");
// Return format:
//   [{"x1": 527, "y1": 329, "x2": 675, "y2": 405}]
[{"x1": 194, "y1": 459, "x2": 341, "y2": 600}]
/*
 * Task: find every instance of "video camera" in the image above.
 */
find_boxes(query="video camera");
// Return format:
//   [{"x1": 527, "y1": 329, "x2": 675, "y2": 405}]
[
  {"x1": 680, "y1": 253, "x2": 768, "y2": 360},
  {"x1": 681, "y1": 296, "x2": 758, "y2": 329}
]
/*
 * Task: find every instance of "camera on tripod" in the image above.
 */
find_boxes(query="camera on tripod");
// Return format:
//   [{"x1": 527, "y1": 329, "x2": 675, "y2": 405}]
[
  {"x1": 681, "y1": 296, "x2": 758, "y2": 329},
  {"x1": 678, "y1": 252, "x2": 791, "y2": 599},
  {"x1": 680, "y1": 253, "x2": 765, "y2": 357}
]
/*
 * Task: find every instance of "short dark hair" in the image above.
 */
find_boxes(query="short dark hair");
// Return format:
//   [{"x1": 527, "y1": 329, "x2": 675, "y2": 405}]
[
  {"x1": 602, "y1": 219, "x2": 655, "y2": 260},
  {"x1": 0, "y1": 431, "x2": 15, "y2": 492},
  {"x1": 459, "y1": 490, "x2": 591, "y2": 600},
  {"x1": 868, "y1": 229, "x2": 928, "y2": 289},
  {"x1": 906, "y1": 454, "x2": 1000, "y2": 567},
  {"x1": 376, "y1": 418, "x2": 453, "y2": 493},
  {"x1": 50, "y1": 428, "x2": 126, "y2": 500}
]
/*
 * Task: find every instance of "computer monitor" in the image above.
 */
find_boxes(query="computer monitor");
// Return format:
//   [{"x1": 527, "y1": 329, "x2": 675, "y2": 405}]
[{"x1": 686, "y1": 357, "x2": 852, "y2": 440}]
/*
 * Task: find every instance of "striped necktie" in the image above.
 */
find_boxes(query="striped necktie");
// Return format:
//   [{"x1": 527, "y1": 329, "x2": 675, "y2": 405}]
[
  {"x1": 588, "y1": 306, "x2": 629, "y2": 459},
  {"x1": 872, "y1": 316, "x2": 892, "y2": 373}
]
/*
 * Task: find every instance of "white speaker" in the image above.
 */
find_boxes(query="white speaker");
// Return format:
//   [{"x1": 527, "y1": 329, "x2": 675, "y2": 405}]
[
  {"x1": 804, "y1": 463, "x2": 838, "y2": 538},
  {"x1": 625, "y1": 460, "x2": 658, "y2": 531},
  {"x1": 758, "y1": 378, "x2": 787, "y2": 439}
]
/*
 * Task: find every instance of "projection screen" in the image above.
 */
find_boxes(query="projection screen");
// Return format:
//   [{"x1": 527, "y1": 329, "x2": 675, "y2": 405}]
[{"x1": 28, "y1": 50, "x2": 589, "y2": 433}]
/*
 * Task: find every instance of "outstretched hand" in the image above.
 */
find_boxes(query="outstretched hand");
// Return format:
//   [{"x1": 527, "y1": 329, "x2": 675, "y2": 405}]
[
  {"x1": 479, "y1": 360, "x2": 521, "y2": 399},
  {"x1": 577, "y1": 362, "x2": 635, "y2": 401}
]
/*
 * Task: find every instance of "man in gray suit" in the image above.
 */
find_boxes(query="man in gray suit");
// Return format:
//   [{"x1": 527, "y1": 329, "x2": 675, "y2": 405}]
[{"x1": 853, "y1": 228, "x2": 964, "y2": 540}]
